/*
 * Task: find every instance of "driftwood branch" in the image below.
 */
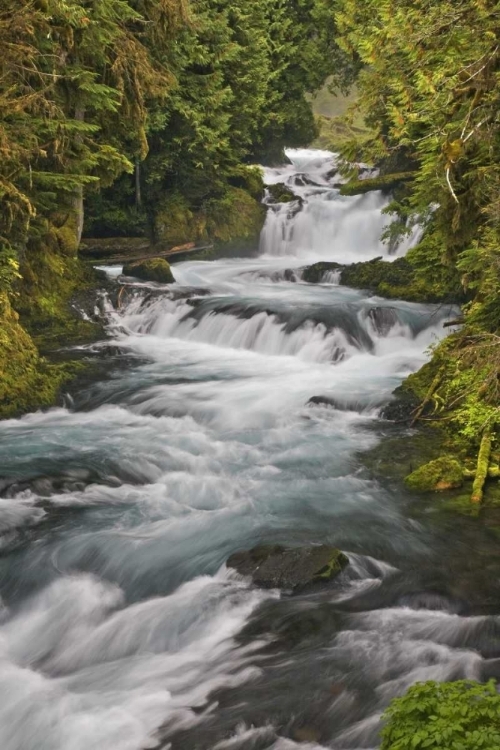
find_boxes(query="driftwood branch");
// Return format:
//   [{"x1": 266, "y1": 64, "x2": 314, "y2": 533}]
[
  {"x1": 443, "y1": 318, "x2": 465, "y2": 328},
  {"x1": 411, "y1": 365, "x2": 446, "y2": 427}
]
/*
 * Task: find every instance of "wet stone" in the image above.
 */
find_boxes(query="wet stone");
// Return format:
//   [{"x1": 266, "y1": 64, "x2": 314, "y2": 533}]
[{"x1": 227, "y1": 544, "x2": 349, "y2": 591}]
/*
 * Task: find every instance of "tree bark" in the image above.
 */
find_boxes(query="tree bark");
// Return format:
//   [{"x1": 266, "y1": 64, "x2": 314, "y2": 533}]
[{"x1": 135, "y1": 157, "x2": 142, "y2": 208}]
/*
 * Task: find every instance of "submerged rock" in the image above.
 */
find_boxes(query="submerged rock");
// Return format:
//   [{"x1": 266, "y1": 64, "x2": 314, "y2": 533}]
[
  {"x1": 227, "y1": 544, "x2": 349, "y2": 591},
  {"x1": 123, "y1": 258, "x2": 175, "y2": 284},
  {"x1": 404, "y1": 456, "x2": 464, "y2": 492},
  {"x1": 302, "y1": 262, "x2": 342, "y2": 284}
]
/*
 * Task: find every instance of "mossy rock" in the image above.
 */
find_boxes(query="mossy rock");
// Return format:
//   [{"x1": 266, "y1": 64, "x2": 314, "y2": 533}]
[
  {"x1": 405, "y1": 456, "x2": 464, "y2": 492},
  {"x1": 154, "y1": 186, "x2": 265, "y2": 251},
  {"x1": 123, "y1": 258, "x2": 175, "y2": 284},
  {"x1": 302, "y1": 261, "x2": 342, "y2": 284},
  {"x1": 0, "y1": 293, "x2": 79, "y2": 419},
  {"x1": 227, "y1": 544, "x2": 349, "y2": 592},
  {"x1": 267, "y1": 182, "x2": 298, "y2": 204}
]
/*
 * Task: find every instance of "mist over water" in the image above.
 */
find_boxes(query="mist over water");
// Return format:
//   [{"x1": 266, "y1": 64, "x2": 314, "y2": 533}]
[{"x1": 0, "y1": 150, "x2": 499, "y2": 750}]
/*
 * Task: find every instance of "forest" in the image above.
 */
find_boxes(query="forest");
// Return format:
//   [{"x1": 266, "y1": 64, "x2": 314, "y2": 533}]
[
  {"x1": 0, "y1": 0, "x2": 349, "y2": 413},
  {"x1": 1, "y1": 1, "x2": 500, "y2": 749}
]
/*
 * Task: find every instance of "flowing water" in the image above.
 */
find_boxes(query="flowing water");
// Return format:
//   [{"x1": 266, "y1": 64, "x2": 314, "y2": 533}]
[{"x1": 1, "y1": 150, "x2": 500, "y2": 750}]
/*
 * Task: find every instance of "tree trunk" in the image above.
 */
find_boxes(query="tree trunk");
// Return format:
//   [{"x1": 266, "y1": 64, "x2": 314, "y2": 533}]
[
  {"x1": 74, "y1": 106, "x2": 86, "y2": 246},
  {"x1": 135, "y1": 157, "x2": 142, "y2": 208}
]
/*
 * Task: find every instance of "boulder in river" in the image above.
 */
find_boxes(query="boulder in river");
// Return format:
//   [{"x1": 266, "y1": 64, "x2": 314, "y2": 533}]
[
  {"x1": 267, "y1": 182, "x2": 298, "y2": 204},
  {"x1": 302, "y1": 261, "x2": 342, "y2": 284},
  {"x1": 404, "y1": 456, "x2": 463, "y2": 492},
  {"x1": 123, "y1": 258, "x2": 175, "y2": 284},
  {"x1": 227, "y1": 544, "x2": 349, "y2": 591}
]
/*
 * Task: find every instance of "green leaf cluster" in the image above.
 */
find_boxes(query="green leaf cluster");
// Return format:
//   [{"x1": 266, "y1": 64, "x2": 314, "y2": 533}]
[
  {"x1": 335, "y1": 0, "x2": 500, "y2": 450},
  {"x1": 381, "y1": 680, "x2": 500, "y2": 750}
]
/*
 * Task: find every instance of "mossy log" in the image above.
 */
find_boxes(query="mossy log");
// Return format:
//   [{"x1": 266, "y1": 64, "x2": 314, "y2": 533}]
[
  {"x1": 339, "y1": 171, "x2": 414, "y2": 196},
  {"x1": 463, "y1": 465, "x2": 500, "y2": 479},
  {"x1": 471, "y1": 429, "x2": 493, "y2": 504}
]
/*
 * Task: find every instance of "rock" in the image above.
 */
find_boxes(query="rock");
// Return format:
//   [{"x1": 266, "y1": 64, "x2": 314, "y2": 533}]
[
  {"x1": 122, "y1": 258, "x2": 175, "y2": 284},
  {"x1": 404, "y1": 456, "x2": 464, "y2": 492},
  {"x1": 293, "y1": 728, "x2": 321, "y2": 743},
  {"x1": 267, "y1": 182, "x2": 298, "y2": 204},
  {"x1": 380, "y1": 389, "x2": 420, "y2": 423},
  {"x1": 302, "y1": 261, "x2": 342, "y2": 284},
  {"x1": 307, "y1": 395, "x2": 339, "y2": 408},
  {"x1": 227, "y1": 544, "x2": 349, "y2": 591}
]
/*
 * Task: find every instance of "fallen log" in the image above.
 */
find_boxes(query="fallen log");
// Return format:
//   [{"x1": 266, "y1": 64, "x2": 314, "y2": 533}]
[{"x1": 471, "y1": 429, "x2": 493, "y2": 504}]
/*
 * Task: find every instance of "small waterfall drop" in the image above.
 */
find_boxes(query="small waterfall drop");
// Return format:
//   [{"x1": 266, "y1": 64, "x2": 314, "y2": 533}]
[{"x1": 259, "y1": 148, "x2": 421, "y2": 261}]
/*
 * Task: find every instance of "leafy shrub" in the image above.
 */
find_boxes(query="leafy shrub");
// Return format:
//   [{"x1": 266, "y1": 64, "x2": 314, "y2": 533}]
[{"x1": 381, "y1": 680, "x2": 500, "y2": 750}]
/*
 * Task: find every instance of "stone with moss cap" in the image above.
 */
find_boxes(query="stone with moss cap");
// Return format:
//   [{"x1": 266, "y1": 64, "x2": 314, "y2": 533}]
[
  {"x1": 266, "y1": 182, "x2": 299, "y2": 204},
  {"x1": 227, "y1": 544, "x2": 349, "y2": 592},
  {"x1": 123, "y1": 258, "x2": 175, "y2": 284},
  {"x1": 404, "y1": 456, "x2": 464, "y2": 492}
]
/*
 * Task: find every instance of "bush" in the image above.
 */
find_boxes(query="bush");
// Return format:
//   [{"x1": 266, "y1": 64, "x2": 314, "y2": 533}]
[{"x1": 381, "y1": 680, "x2": 500, "y2": 750}]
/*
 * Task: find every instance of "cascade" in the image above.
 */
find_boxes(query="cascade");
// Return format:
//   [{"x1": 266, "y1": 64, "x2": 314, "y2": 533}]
[{"x1": 0, "y1": 150, "x2": 495, "y2": 750}]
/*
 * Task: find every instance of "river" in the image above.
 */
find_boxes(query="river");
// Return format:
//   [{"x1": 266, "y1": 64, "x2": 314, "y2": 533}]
[{"x1": 0, "y1": 150, "x2": 499, "y2": 750}]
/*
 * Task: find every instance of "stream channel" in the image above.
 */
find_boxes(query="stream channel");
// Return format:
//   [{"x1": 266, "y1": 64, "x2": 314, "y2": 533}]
[{"x1": 1, "y1": 150, "x2": 500, "y2": 750}]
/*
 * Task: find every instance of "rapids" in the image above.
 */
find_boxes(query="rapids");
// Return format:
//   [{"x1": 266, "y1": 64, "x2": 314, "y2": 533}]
[{"x1": 0, "y1": 149, "x2": 499, "y2": 750}]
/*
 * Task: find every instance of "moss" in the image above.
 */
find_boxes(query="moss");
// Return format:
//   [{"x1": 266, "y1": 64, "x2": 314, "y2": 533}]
[
  {"x1": 0, "y1": 292, "x2": 81, "y2": 419},
  {"x1": 267, "y1": 182, "x2": 298, "y2": 204},
  {"x1": 155, "y1": 186, "x2": 265, "y2": 252},
  {"x1": 313, "y1": 550, "x2": 349, "y2": 581},
  {"x1": 404, "y1": 456, "x2": 464, "y2": 492},
  {"x1": 471, "y1": 429, "x2": 493, "y2": 504},
  {"x1": 205, "y1": 187, "x2": 265, "y2": 245},
  {"x1": 339, "y1": 172, "x2": 414, "y2": 196},
  {"x1": 155, "y1": 193, "x2": 201, "y2": 246},
  {"x1": 1, "y1": 211, "x2": 106, "y2": 418},
  {"x1": 302, "y1": 261, "x2": 342, "y2": 284},
  {"x1": 123, "y1": 257, "x2": 175, "y2": 283}
]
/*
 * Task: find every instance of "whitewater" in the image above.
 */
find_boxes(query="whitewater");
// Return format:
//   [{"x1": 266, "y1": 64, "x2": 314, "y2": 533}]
[{"x1": 0, "y1": 150, "x2": 499, "y2": 750}]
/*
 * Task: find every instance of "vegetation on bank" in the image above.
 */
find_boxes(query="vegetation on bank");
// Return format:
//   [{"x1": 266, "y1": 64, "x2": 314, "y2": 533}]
[
  {"x1": 334, "y1": 0, "x2": 500, "y2": 505},
  {"x1": 381, "y1": 680, "x2": 500, "y2": 750},
  {"x1": 0, "y1": 0, "x2": 349, "y2": 417}
]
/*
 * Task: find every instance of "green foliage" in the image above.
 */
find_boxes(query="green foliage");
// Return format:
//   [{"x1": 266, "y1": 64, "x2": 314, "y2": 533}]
[
  {"x1": 381, "y1": 680, "x2": 500, "y2": 750},
  {"x1": 335, "y1": 0, "x2": 500, "y2": 451},
  {"x1": 0, "y1": 0, "x2": 350, "y2": 417},
  {"x1": 87, "y1": 0, "x2": 350, "y2": 243}
]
